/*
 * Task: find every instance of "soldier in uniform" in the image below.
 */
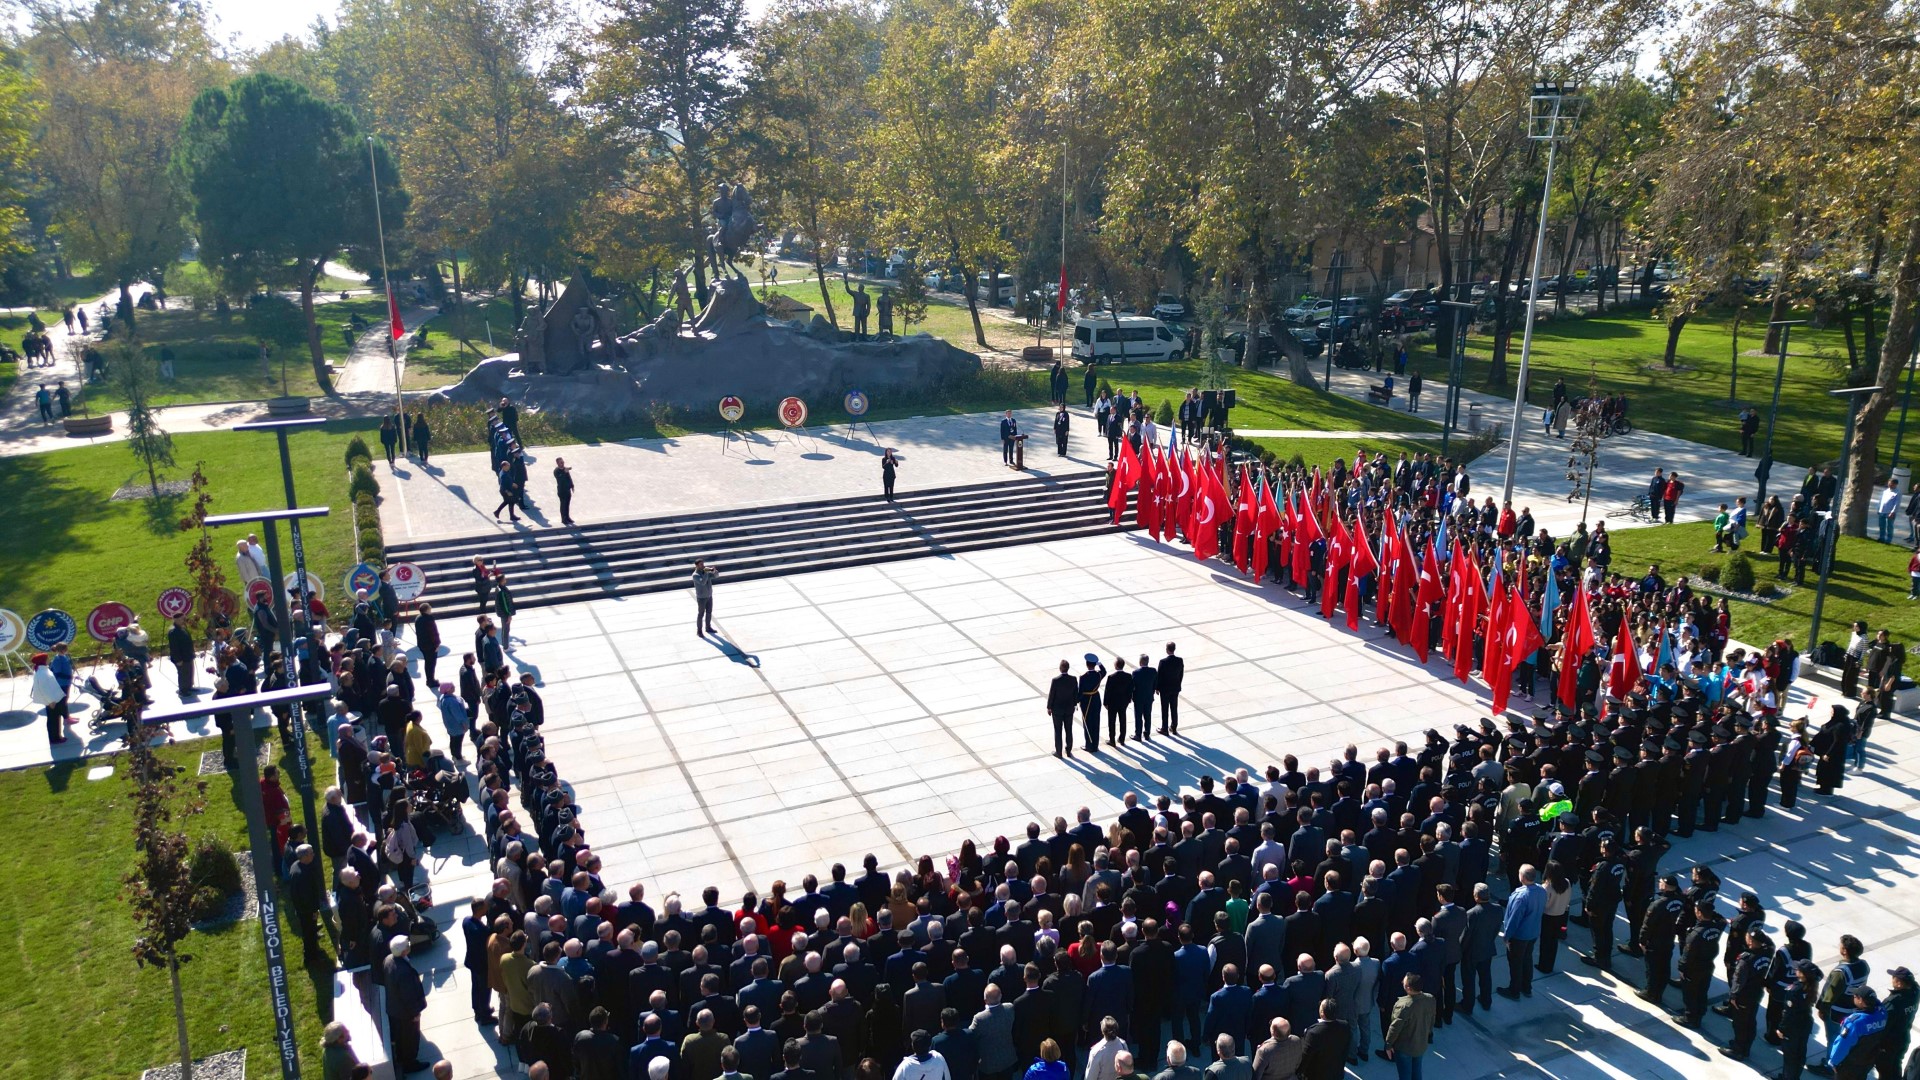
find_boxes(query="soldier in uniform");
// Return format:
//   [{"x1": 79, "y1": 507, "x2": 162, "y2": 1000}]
[
  {"x1": 1721, "y1": 928, "x2": 1772, "y2": 1060},
  {"x1": 1700, "y1": 724, "x2": 1734, "y2": 833},
  {"x1": 1603, "y1": 745, "x2": 1636, "y2": 827},
  {"x1": 1575, "y1": 748, "x2": 1608, "y2": 823},
  {"x1": 1675, "y1": 896, "x2": 1727, "y2": 1027},
  {"x1": 1637, "y1": 876, "x2": 1685, "y2": 1005},
  {"x1": 1630, "y1": 741, "x2": 1662, "y2": 838},
  {"x1": 1579, "y1": 836, "x2": 1625, "y2": 972}
]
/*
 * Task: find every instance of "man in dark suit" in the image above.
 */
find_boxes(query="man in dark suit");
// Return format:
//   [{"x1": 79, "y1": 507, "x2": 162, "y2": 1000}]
[
  {"x1": 735, "y1": 1006, "x2": 780, "y2": 1080},
  {"x1": 903, "y1": 963, "x2": 947, "y2": 1047},
  {"x1": 462, "y1": 897, "x2": 498, "y2": 1024},
  {"x1": 1297, "y1": 999, "x2": 1352, "y2": 1080},
  {"x1": 1157, "y1": 643, "x2": 1185, "y2": 734},
  {"x1": 1047, "y1": 661, "x2": 1080, "y2": 758},
  {"x1": 999, "y1": 410, "x2": 1020, "y2": 465},
  {"x1": 933, "y1": 1007, "x2": 979, "y2": 1080},
  {"x1": 770, "y1": 1039, "x2": 814, "y2": 1080},
  {"x1": 383, "y1": 938, "x2": 430, "y2": 1073},
  {"x1": 1129, "y1": 920, "x2": 1176, "y2": 1071},
  {"x1": 796, "y1": 1011, "x2": 842, "y2": 1076},
  {"x1": 1084, "y1": 941, "x2": 1134, "y2": 1040},
  {"x1": 945, "y1": 949, "x2": 989, "y2": 1017},
  {"x1": 1011, "y1": 964, "x2": 1056, "y2": 1063}
]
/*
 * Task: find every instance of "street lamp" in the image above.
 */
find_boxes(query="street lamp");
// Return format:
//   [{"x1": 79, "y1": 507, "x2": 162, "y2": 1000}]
[
  {"x1": 1500, "y1": 80, "x2": 1584, "y2": 507},
  {"x1": 1321, "y1": 251, "x2": 1347, "y2": 389},
  {"x1": 1438, "y1": 300, "x2": 1475, "y2": 455},
  {"x1": 1754, "y1": 319, "x2": 1804, "y2": 507},
  {"x1": 1806, "y1": 384, "x2": 1882, "y2": 653}
]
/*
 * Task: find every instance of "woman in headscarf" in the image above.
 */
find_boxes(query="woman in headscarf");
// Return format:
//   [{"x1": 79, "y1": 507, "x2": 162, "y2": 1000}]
[{"x1": 1809, "y1": 706, "x2": 1853, "y2": 795}]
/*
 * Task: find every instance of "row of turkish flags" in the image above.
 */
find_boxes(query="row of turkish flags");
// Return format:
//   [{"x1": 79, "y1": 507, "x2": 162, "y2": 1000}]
[{"x1": 1108, "y1": 446, "x2": 1603, "y2": 715}]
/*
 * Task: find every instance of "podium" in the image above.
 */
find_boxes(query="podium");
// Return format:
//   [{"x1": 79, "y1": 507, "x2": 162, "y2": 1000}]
[{"x1": 1010, "y1": 434, "x2": 1029, "y2": 471}]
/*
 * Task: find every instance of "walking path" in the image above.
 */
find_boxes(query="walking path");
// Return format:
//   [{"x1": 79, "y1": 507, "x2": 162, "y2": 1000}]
[
  {"x1": 0, "y1": 301, "x2": 435, "y2": 457},
  {"x1": 0, "y1": 284, "x2": 147, "y2": 427},
  {"x1": 1321, "y1": 365, "x2": 1792, "y2": 537}
]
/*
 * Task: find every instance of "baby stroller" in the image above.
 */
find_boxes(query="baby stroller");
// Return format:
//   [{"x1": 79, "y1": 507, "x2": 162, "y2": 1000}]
[
  {"x1": 80, "y1": 675, "x2": 139, "y2": 731},
  {"x1": 404, "y1": 754, "x2": 469, "y2": 838}
]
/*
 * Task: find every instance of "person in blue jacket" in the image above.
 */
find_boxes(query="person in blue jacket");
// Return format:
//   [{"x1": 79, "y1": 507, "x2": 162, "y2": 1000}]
[
  {"x1": 1173, "y1": 923, "x2": 1212, "y2": 1047},
  {"x1": 1828, "y1": 985, "x2": 1888, "y2": 1077}
]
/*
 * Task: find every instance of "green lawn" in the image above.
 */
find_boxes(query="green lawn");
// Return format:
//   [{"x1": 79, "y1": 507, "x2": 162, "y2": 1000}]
[
  {"x1": 1605, "y1": 520, "x2": 1917, "y2": 649},
  {"x1": 1417, "y1": 306, "x2": 1866, "y2": 464},
  {"x1": 754, "y1": 278, "x2": 1045, "y2": 356},
  {"x1": 402, "y1": 295, "x2": 517, "y2": 391},
  {"x1": 0, "y1": 423, "x2": 369, "y2": 654},
  {"x1": 1245, "y1": 435, "x2": 1445, "y2": 469},
  {"x1": 0, "y1": 734, "x2": 332, "y2": 1079},
  {"x1": 79, "y1": 299, "x2": 395, "y2": 411}
]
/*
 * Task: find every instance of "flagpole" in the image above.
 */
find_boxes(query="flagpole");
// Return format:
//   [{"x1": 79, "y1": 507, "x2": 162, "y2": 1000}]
[
  {"x1": 367, "y1": 134, "x2": 405, "y2": 454},
  {"x1": 1059, "y1": 139, "x2": 1068, "y2": 360}
]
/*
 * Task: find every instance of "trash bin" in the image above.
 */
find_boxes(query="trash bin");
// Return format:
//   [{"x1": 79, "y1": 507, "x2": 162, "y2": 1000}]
[
  {"x1": 1467, "y1": 403, "x2": 1483, "y2": 432},
  {"x1": 1894, "y1": 465, "x2": 1911, "y2": 497}
]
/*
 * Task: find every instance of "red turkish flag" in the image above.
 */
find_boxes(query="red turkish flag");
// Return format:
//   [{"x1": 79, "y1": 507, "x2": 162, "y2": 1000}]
[
  {"x1": 1253, "y1": 478, "x2": 1280, "y2": 581},
  {"x1": 1345, "y1": 513, "x2": 1378, "y2": 631},
  {"x1": 1109, "y1": 437, "x2": 1140, "y2": 523},
  {"x1": 1410, "y1": 540, "x2": 1442, "y2": 663},
  {"x1": 1452, "y1": 549, "x2": 1483, "y2": 684},
  {"x1": 1291, "y1": 487, "x2": 1320, "y2": 586},
  {"x1": 1322, "y1": 512, "x2": 1351, "y2": 621},
  {"x1": 1607, "y1": 615, "x2": 1642, "y2": 699},
  {"x1": 1191, "y1": 468, "x2": 1224, "y2": 561},
  {"x1": 1173, "y1": 450, "x2": 1195, "y2": 538},
  {"x1": 1507, "y1": 566, "x2": 1547, "y2": 675},
  {"x1": 1485, "y1": 571, "x2": 1513, "y2": 713},
  {"x1": 1557, "y1": 580, "x2": 1598, "y2": 710},
  {"x1": 1233, "y1": 468, "x2": 1255, "y2": 574},
  {"x1": 1139, "y1": 446, "x2": 1159, "y2": 533},
  {"x1": 1440, "y1": 542, "x2": 1463, "y2": 658},
  {"x1": 387, "y1": 285, "x2": 405, "y2": 340}
]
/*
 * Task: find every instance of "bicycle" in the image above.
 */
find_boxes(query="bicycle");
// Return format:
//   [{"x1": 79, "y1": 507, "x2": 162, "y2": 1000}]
[{"x1": 1618, "y1": 493, "x2": 1656, "y2": 522}]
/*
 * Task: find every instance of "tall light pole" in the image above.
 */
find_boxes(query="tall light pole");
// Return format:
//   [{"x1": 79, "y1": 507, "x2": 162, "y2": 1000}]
[
  {"x1": 1500, "y1": 81, "x2": 1583, "y2": 507},
  {"x1": 1439, "y1": 299, "x2": 1475, "y2": 456},
  {"x1": 1807, "y1": 385, "x2": 1882, "y2": 652},
  {"x1": 1755, "y1": 319, "x2": 1804, "y2": 507},
  {"x1": 234, "y1": 416, "x2": 331, "y2": 749},
  {"x1": 367, "y1": 135, "x2": 405, "y2": 453}
]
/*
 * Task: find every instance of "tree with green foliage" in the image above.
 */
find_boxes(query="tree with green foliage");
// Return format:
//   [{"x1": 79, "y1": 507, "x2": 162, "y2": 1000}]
[
  {"x1": 15, "y1": 0, "x2": 223, "y2": 317},
  {"x1": 124, "y1": 725, "x2": 208, "y2": 1080},
  {"x1": 0, "y1": 61, "x2": 40, "y2": 288},
  {"x1": 174, "y1": 73, "x2": 406, "y2": 395},
  {"x1": 892, "y1": 266, "x2": 931, "y2": 331},
  {"x1": 113, "y1": 339, "x2": 173, "y2": 498},
  {"x1": 743, "y1": 0, "x2": 882, "y2": 327},
  {"x1": 577, "y1": 0, "x2": 749, "y2": 305},
  {"x1": 866, "y1": 0, "x2": 1012, "y2": 349},
  {"x1": 243, "y1": 294, "x2": 309, "y2": 397}
]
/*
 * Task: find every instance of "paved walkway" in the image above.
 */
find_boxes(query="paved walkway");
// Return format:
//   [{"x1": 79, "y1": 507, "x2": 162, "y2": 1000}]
[
  {"x1": 1323, "y1": 365, "x2": 1792, "y2": 537},
  {"x1": 0, "y1": 301, "x2": 435, "y2": 457},
  {"x1": 1, "y1": 284, "x2": 144, "y2": 424},
  {"x1": 379, "y1": 405, "x2": 1117, "y2": 542},
  {"x1": 0, "y1": 534, "x2": 1909, "y2": 1080}
]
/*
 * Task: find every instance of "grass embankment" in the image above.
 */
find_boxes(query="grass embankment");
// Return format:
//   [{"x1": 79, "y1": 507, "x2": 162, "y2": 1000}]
[
  {"x1": 1605, "y1": 520, "x2": 1919, "y2": 648},
  {"x1": 0, "y1": 734, "x2": 333, "y2": 1079},
  {"x1": 0, "y1": 423, "x2": 369, "y2": 652}
]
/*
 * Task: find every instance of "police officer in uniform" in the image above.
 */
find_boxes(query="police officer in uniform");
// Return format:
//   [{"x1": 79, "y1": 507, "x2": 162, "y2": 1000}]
[
  {"x1": 1719, "y1": 891, "x2": 1766, "y2": 998},
  {"x1": 1765, "y1": 921, "x2": 1813, "y2": 1044},
  {"x1": 1777, "y1": 960, "x2": 1822, "y2": 1080},
  {"x1": 1702, "y1": 723, "x2": 1736, "y2": 833},
  {"x1": 1637, "y1": 876, "x2": 1685, "y2": 1005},
  {"x1": 1654, "y1": 734, "x2": 1686, "y2": 839},
  {"x1": 1747, "y1": 715, "x2": 1780, "y2": 818},
  {"x1": 1722, "y1": 928, "x2": 1772, "y2": 1060},
  {"x1": 1724, "y1": 718, "x2": 1756, "y2": 825},
  {"x1": 1619, "y1": 826, "x2": 1658, "y2": 959},
  {"x1": 1675, "y1": 897, "x2": 1727, "y2": 1027},
  {"x1": 1581, "y1": 836, "x2": 1625, "y2": 972},
  {"x1": 1676, "y1": 729, "x2": 1710, "y2": 838}
]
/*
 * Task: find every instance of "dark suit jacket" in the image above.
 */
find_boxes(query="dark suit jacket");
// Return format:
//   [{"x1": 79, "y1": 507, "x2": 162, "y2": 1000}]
[
  {"x1": 1012, "y1": 986, "x2": 1056, "y2": 1060},
  {"x1": 903, "y1": 982, "x2": 946, "y2": 1042},
  {"x1": 735, "y1": 1027, "x2": 779, "y2": 1080},
  {"x1": 1158, "y1": 655, "x2": 1185, "y2": 696},
  {"x1": 1298, "y1": 1019, "x2": 1352, "y2": 1080},
  {"x1": 1084, "y1": 963, "x2": 1134, "y2": 1035}
]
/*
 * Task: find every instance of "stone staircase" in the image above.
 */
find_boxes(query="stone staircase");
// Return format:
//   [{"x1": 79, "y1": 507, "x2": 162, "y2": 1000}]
[{"x1": 385, "y1": 470, "x2": 1129, "y2": 617}]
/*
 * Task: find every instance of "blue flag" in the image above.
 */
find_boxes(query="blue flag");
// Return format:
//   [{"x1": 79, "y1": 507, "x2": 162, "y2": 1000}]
[
  {"x1": 1435, "y1": 514, "x2": 1450, "y2": 563},
  {"x1": 1539, "y1": 570, "x2": 1560, "y2": 642}
]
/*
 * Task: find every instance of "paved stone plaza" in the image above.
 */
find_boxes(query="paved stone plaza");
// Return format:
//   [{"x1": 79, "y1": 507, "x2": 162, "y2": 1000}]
[{"x1": 385, "y1": 531, "x2": 1920, "y2": 1080}]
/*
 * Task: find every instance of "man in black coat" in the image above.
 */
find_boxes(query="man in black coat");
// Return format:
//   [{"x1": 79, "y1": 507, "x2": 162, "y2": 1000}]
[
  {"x1": 1157, "y1": 643, "x2": 1185, "y2": 735},
  {"x1": 1297, "y1": 999, "x2": 1352, "y2": 1080},
  {"x1": 286, "y1": 844, "x2": 329, "y2": 966},
  {"x1": 463, "y1": 897, "x2": 499, "y2": 1023},
  {"x1": 384, "y1": 938, "x2": 431, "y2": 1072},
  {"x1": 1046, "y1": 662, "x2": 1079, "y2": 758},
  {"x1": 1103, "y1": 658, "x2": 1134, "y2": 747},
  {"x1": 1011, "y1": 965, "x2": 1056, "y2": 1063},
  {"x1": 167, "y1": 616, "x2": 196, "y2": 695}
]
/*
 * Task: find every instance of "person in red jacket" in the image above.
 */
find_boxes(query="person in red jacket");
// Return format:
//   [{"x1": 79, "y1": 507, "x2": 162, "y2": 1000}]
[{"x1": 1662, "y1": 474, "x2": 1686, "y2": 524}]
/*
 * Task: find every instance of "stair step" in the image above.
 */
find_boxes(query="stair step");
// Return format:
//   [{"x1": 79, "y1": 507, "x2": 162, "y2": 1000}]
[{"x1": 389, "y1": 470, "x2": 1130, "y2": 618}]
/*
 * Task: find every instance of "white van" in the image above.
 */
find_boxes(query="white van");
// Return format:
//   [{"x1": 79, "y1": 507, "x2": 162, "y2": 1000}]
[
  {"x1": 975, "y1": 273, "x2": 1016, "y2": 304},
  {"x1": 1071, "y1": 315, "x2": 1187, "y2": 364}
]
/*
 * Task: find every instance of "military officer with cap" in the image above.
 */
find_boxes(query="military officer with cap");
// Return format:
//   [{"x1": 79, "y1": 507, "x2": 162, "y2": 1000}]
[
  {"x1": 1701, "y1": 723, "x2": 1736, "y2": 833},
  {"x1": 1629, "y1": 740, "x2": 1661, "y2": 837},
  {"x1": 1776, "y1": 959, "x2": 1822, "y2": 1080},
  {"x1": 1747, "y1": 715, "x2": 1780, "y2": 818},
  {"x1": 1654, "y1": 733, "x2": 1686, "y2": 839},
  {"x1": 1637, "y1": 875, "x2": 1686, "y2": 1005},
  {"x1": 1576, "y1": 746, "x2": 1608, "y2": 822},
  {"x1": 1619, "y1": 826, "x2": 1658, "y2": 959},
  {"x1": 1719, "y1": 891, "x2": 1766, "y2": 998},
  {"x1": 1724, "y1": 717, "x2": 1756, "y2": 825}
]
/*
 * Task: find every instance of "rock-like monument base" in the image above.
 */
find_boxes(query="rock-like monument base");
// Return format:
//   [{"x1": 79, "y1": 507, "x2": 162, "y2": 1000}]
[{"x1": 432, "y1": 273, "x2": 981, "y2": 421}]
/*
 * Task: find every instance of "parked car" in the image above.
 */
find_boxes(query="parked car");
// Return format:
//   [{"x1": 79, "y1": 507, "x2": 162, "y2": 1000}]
[
  {"x1": 1315, "y1": 313, "x2": 1363, "y2": 341},
  {"x1": 1284, "y1": 298, "x2": 1334, "y2": 323},
  {"x1": 975, "y1": 273, "x2": 1016, "y2": 305},
  {"x1": 1382, "y1": 288, "x2": 1434, "y2": 311},
  {"x1": 1151, "y1": 293, "x2": 1192, "y2": 323},
  {"x1": 1286, "y1": 326, "x2": 1325, "y2": 357},
  {"x1": 1071, "y1": 315, "x2": 1187, "y2": 364},
  {"x1": 1222, "y1": 328, "x2": 1280, "y2": 366}
]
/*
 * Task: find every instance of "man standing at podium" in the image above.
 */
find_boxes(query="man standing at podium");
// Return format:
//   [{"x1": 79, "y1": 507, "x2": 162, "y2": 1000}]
[{"x1": 1000, "y1": 410, "x2": 1020, "y2": 466}]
